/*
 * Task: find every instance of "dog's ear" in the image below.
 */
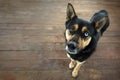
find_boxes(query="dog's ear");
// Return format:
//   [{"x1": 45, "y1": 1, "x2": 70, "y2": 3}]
[
  {"x1": 90, "y1": 10, "x2": 109, "y2": 32},
  {"x1": 66, "y1": 3, "x2": 76, "y2": 21}
]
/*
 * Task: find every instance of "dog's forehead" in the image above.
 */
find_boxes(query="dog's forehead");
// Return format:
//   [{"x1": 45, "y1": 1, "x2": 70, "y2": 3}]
[{"x1": 66, "y1": 17, "x2": 90, "y2": 28}]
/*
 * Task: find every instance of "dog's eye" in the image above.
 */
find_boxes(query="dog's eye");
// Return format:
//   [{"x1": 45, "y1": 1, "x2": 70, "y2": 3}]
[
  {"x1": 69, "y1": 29, "x2": 75, "y2": 34},
  {"x1": 69, "y1": 26, "x2": 75, "y2": 34},
  {"x1": 84, "y1": 32, "x2": 89, "y2": 37}
]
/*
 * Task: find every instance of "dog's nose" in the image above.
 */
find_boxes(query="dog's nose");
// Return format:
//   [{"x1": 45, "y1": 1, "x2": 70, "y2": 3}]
[{"x1": 67, "y1": 41, "x2": 77, "y2": 51}]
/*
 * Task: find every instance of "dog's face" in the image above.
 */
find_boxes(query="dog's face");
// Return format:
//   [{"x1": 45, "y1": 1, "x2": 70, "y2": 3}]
[
  {"x1": 65, "y1": 3, "x2": 108, "y2": 54},
  {"x1": 65, "y1": 18, "x2": 94, "y2": 54}
]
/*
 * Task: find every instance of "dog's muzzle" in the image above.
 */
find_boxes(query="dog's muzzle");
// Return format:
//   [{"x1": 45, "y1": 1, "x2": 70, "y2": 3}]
[{"x1": 65, "y1": 41, "x2": 79, "y2": 54}]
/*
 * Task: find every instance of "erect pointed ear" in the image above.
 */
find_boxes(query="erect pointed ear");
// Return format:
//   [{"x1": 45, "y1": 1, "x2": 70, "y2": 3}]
[
  {"x1": 90, "y1": 10, "x2": 109, "y2": 32},
  {"x1": 66, "y1": 3, "x2": 77, "y2": 21}
]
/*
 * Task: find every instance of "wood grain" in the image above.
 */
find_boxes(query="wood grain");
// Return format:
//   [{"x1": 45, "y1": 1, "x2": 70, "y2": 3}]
[{"x1": 0, "y1": 0, "x2": 120, "y2": 80}]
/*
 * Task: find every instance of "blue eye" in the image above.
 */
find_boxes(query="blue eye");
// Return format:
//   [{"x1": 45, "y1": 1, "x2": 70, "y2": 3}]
[{"x1": 84, "y1": 32, "x2": 89, "y2": 37}]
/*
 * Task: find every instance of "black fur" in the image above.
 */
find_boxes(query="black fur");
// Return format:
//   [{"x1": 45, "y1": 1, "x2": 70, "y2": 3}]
[{"x1": 65, "y1": 5, "x2": 109, "y2": 62}]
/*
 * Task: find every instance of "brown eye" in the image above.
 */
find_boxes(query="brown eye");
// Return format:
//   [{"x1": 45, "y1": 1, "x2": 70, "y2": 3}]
[
  {"x1": 69, "y1": 26, "x2": 75, "y2": 34},
  {"x1": 71, "y1": 26, "x2": 75, "y2": 30},
  {"x1": 69, "y1": 30, "x2": 75, "y2": 34},
  {"x1": 70, "y1": 26, "x2": 75, "y2": 31}
]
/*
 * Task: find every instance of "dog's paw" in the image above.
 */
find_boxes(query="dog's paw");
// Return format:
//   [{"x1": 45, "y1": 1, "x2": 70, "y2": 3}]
[
  {"x1": 72, "y1": 70, "x2": 78, "y2": 78},
  {"x1": 69, "y1": 61, "x2": 75, "y2": 69}
]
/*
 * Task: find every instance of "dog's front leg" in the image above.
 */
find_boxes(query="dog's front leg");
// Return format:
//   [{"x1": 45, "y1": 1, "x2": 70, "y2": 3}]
[
  {"x1": 69, "y1": 59, "x2": 76, "y2": 69},
  {"x1": 72, "y1": 61, "x2": 85, "y2": 77},
  {"x1": 67, "y1": 54, "x2": 76, "y2": 69}
]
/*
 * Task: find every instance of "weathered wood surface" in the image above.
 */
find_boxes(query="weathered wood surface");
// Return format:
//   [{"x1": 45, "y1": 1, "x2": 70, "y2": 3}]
[{"x1": 0, "y1": 0, "x2": 120, "y2": 80}]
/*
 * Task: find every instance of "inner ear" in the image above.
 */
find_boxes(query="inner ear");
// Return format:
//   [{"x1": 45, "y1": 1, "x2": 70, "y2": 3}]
[
  {"x1": 90, "y1": 10, "x2": 109, "y2": 32},
  {"x1": 66, "y1": 3, "x2": 76, "y2": 21},
  {"x1": 95, "y1": 17, "x2": 107, "y2": 31}
]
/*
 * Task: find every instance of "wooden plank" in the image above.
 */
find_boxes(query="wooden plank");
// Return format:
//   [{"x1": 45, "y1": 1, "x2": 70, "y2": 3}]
[
  {"x1": 0, "y1": 0, "x2": 119, "y2": 23},
  {"x1": 0, "y1": 30, "x2": 119, "y2": 37},
  {"x1": 0, "y1": 41, "x2": 119, "y2": 50},
  {"x1": 0, "y1": 48, "x2": 119, "y2": 60},
  {"x1": 0, "y1": 35, "x2": 119, "y2": 44},
  {"x1": 0, "y1": 58, "x2": 119, "y2": 71},
  {"x1": 0, "y1": 23, "x2": 119, "y2": 32},
  {"x1": 0, "y1": 70, "x2": 119, "y2": 80}
]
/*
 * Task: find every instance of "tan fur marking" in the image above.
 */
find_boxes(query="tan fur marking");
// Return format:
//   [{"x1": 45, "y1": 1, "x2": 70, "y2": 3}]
[
  {"x1": 96, "y1": 17, "x2": 107, "y2": 32},
  {"x1": 71, "y1": 14, "x2": 75, "y2": 19},
  {"x1": 72, "y1": 61, "x2": 85, "y2": 77},
  {"x1": 67, "y1": 53, "x2": 76, "y2": 69},
  {"x1": 81, "y1": 26, "x2": 87, "y2": 32},
  {"x1": 69, "y1": 60, "x2": 76, "y2": 69},
  {"x1": 74, "y1": 24, "x2": 79, "y2": 31},
  {"x1": 78, "y1": 37, "x2": 92, "y2": 48},
  {"x1": 67, "y1": 53, "x2": 70, "y2": 58},
  {"x1": 65, "y1": 29, "x2": 74, "y2": 41}
]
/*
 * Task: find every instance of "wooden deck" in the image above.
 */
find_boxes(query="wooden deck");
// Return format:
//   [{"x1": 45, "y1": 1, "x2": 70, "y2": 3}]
[{"x1": 0, "y1": 0, "x2": 120, "y2": 80}]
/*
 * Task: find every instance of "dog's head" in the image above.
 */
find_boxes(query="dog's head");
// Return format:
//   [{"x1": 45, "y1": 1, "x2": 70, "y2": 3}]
[{"x1": 65, "y1": 3, "x2": 109, "y2": 54}]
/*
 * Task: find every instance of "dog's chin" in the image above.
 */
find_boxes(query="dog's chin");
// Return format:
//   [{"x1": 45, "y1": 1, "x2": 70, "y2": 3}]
[{"x1": 65, "y1": 46, "x2": 78, "y2": 54}]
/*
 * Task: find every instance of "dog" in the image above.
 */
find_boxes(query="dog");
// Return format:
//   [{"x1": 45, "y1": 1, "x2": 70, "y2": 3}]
[{"x1": 64, "y1": 3, "x2": 109, "y2": 77}]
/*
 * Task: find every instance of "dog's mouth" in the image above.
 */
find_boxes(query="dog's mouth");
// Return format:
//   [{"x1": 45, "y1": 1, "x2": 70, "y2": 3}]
[{"x1": 65, "y1": 41, "x2": 80, "y2": 54}]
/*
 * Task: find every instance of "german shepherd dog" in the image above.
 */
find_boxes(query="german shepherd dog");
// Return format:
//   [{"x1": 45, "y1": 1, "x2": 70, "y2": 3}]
[{"x1": 64, "y1": 3, "x2": 109, "y2": 77}]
